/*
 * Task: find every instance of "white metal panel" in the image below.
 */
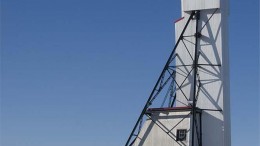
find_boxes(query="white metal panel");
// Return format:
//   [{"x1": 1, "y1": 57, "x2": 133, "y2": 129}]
[
  {"x1": 175, "y1": 16, "x2": 196, "y2": 106},
  {"x1": 133, "y1": 111, "x2": 191, "y2": 146},
  {"x1": 182, "y1": 0, "x2": 220, "y2": 11}
]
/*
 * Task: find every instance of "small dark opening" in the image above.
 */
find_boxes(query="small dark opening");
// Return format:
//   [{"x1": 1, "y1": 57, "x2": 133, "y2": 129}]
[{"x1": 176, "y1": 129, "x2": 187, "y2": 141}]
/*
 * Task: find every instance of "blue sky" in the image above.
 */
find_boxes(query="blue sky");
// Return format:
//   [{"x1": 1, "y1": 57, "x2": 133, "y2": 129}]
[{"x1": 1, "y1": 0, "x2": 259, "y2": 146}]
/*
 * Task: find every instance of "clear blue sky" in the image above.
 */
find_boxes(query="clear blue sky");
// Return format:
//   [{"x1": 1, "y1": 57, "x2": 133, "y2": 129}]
[{"x1": 1, "y1": 0, "x2": 259, "y2": 146}]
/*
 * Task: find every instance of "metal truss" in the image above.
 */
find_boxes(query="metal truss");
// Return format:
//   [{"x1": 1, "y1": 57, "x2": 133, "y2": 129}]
[{"x1": 125, "y1": 9, "x2": 220, "y2": 146}]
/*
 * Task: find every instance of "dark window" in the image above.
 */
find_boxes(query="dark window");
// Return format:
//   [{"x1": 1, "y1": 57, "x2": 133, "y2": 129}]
[{"x1": 176, "y1": 129, "x2": 187, "y2": 141}]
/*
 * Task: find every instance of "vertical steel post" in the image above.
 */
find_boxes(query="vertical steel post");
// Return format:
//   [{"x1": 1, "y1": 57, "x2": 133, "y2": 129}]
[
  {"x1": 192, "y1": 10, "x2": 200, "y2": 146},
  {"x1": 199, "y1": 112, "x2": 202, "y2": 146}
]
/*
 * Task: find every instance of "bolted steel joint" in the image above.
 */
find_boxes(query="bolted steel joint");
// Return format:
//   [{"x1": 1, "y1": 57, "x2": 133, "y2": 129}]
[{"x1": 194, "y1": 32, "x2": 202, "y2": 38}]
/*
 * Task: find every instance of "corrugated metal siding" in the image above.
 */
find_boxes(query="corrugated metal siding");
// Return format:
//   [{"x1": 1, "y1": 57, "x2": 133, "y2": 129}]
[{"x1": 182, "y1": 0, "x2": 220, "y2": 11}]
